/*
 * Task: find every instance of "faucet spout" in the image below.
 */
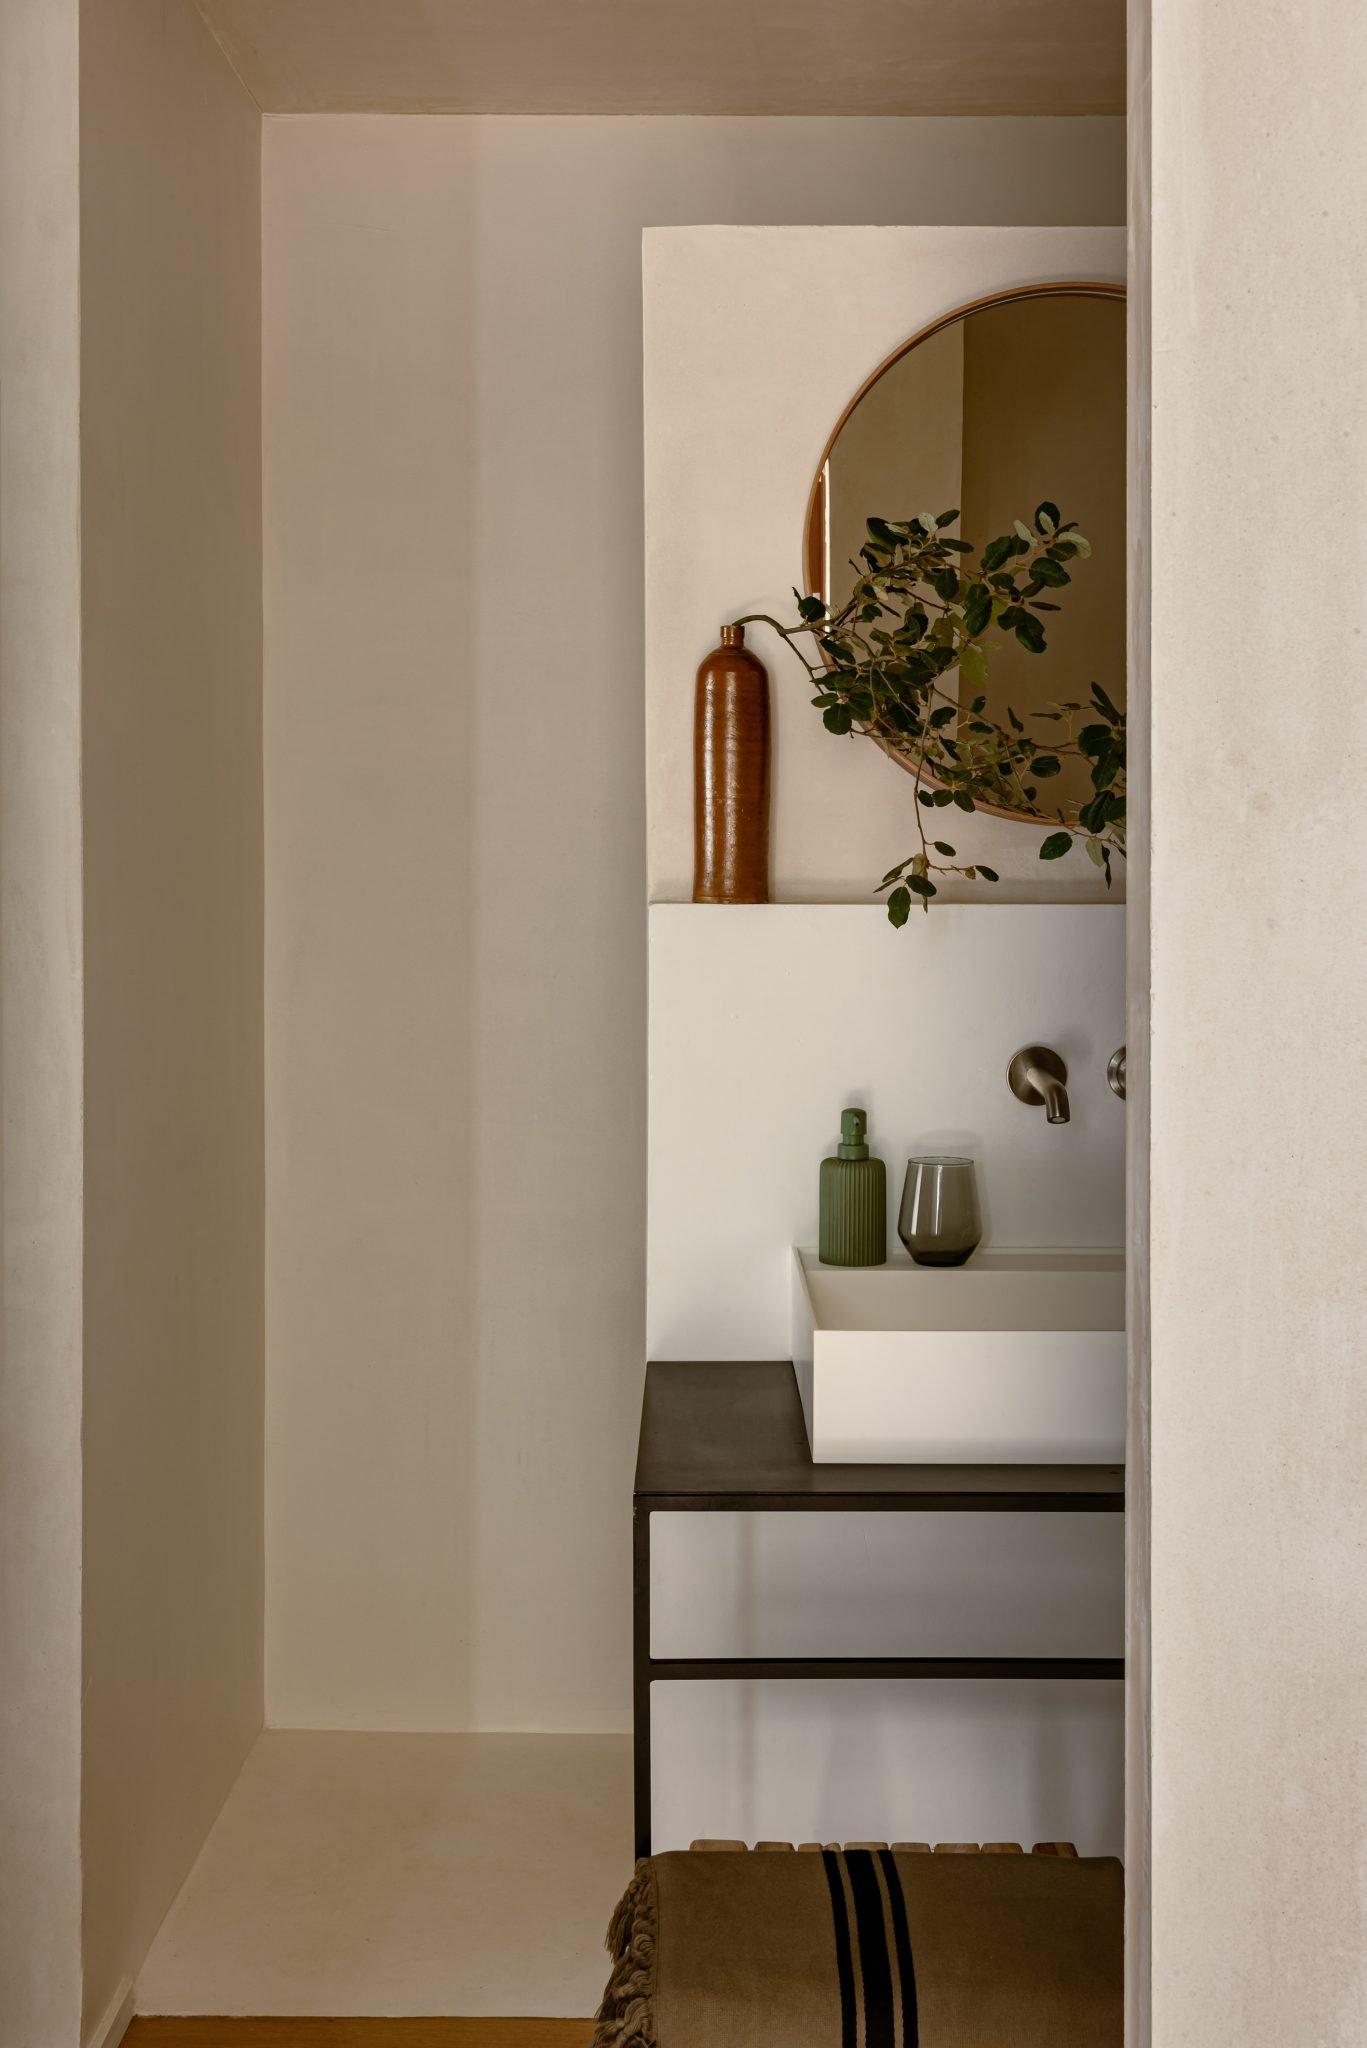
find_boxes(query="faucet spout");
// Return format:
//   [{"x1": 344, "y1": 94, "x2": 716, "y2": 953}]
[
  {"x1": 1028, "y1": 1063, "x2": 1071, "y2": 1125},
  {"x1": 1007, "y1": 1045, "x2": 1071, "y2": 1126}
]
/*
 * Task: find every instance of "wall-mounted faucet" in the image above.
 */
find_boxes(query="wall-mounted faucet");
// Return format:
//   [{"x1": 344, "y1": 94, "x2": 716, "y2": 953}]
[{"x1": 1007, "y1": 1044, "x2": 1070, "y2": 1125}]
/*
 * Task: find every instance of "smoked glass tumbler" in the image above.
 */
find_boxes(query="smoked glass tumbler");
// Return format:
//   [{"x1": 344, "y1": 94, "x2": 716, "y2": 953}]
[{"x1": 897, "y1": 1156, "x2": 982, "y2": 1268}]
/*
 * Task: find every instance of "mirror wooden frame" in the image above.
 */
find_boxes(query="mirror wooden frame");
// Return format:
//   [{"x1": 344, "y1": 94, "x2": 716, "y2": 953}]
[{"x1": 801, "y1": 280, "x2": 1126, "y2": 822}]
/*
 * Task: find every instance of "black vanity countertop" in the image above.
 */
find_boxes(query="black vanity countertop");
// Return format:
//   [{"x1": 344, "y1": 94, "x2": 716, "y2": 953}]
[{"x1": 634, "y1": 1359, "x2": 1125, "y2": 1514}]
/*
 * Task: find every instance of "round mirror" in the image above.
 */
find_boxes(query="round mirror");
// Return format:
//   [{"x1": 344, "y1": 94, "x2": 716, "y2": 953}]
[{"x1": 803, "y1": 283, "x2": 1125, "y2": 820}]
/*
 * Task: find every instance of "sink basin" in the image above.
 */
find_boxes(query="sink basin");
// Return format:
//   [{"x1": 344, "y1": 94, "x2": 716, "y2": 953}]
[{"x1": 791, "y1": 1246, "x2": 1125, "y2": 1464}]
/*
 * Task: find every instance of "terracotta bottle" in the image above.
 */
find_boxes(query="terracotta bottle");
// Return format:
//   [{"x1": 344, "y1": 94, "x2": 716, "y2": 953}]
[{"x1": 693, "y1": 623, "x2": 770, "y2": 903}]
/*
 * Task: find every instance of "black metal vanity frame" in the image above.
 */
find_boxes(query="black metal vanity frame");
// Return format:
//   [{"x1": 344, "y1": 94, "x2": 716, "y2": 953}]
[{"x1": 632, "y1": 1359, "x2": 1124, "y2": 1858}]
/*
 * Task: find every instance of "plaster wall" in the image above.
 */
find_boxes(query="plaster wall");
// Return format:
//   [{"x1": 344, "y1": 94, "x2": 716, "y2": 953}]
[
  {"x1": 644, "y1": 224, "x2": 1126, "y2": 904},
  {"x1": 263, "y1": 114, "x2": 1126, "y2": 1732},
  {"x1": 0, "y1": 3, "x2": 84, "y2": 2041},
  {"x1": 79, "y1": 0, "x2": 265, "y2": 2030},
  {"x1": 1139, "y1": 0, "x2": 1367, "y2": 2039}
]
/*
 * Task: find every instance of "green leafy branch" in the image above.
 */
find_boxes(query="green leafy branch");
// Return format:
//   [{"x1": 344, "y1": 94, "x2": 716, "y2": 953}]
[{"x1": 733, "y1": 502, "x2": 1126, "y2": 924}]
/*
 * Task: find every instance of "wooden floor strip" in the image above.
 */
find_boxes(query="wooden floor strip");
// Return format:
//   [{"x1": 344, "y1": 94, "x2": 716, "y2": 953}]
[{"x1": 125, "y1": 2023, "x2": 594, "y2": 2048}]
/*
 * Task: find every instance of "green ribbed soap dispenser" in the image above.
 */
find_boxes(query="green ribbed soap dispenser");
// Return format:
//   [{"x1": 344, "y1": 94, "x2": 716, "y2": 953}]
[{"x1": 819, "y1": 1108, "x2": 887, "y2": 1267}]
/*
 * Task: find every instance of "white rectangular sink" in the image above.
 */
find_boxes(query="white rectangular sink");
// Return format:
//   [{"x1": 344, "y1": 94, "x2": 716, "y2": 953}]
[{"x1": 791, "y1": 1246, "x2": 1125, "y2": 1464}]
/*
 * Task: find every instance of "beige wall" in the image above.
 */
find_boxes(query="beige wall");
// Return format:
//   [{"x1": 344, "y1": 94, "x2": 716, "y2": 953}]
[
  {"x1": 1138, "y1": 0, "x2": 1367, "y2": 2039},
  {"x1": 645, "y1": 225, "x2": 1127, "y2": 905},
  {"x1": 0, "y1": 3, "x2": 85, "y2": 2042},
  {"x1": 263, "y1": 116, "x2": 1124, "y2": 1732},
  {"x1": 79, "y1": 0, "x2": 265, "y2": 2031}
]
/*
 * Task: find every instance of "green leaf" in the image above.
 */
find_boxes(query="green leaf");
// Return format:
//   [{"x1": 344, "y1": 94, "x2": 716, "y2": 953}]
[
  {"x1": 823, "y1": 703, "x2": 854, "y2": 735},
  {"x1": 1039, "y1": 831, "x2": 1074, "y2": 860},
  {"x1": 879, "y1": 861, "x2": 908, "y2": 887},
  {"x1": 908, "y1": 874, "x2": 937, "y2": 899},
  {"x1": 1091, "y1": 682, "x2": 1123, "y2": 722},
  {"x1": 796, "y1": 591, "x2": 827, "y2": 622},
  {"x1": 1031, "y1": 755, "x2": 1062, "y2": 778},
  {"x1": 932, "y1": 567, "x2": 959, "y2": 602},
  {"x1": 959, "y1": 637, "x2": 990, "y2": 687},
  {"x1": 1014, "y1": 615, "x2": 1047, "y2": 655},
  {"x1": 1031, "y1": 557, "x2": 1071, "y2": 588},
  {"x1": 1085, "y1": 837, "x2": 1106, "y2": 868},
  {"x1": 932, "y1": 840, "x2": 956, "y2": 857},
  {"x1": 929, "y1": 704, "x2": 956, "y2": 729},
  {"x1": 976, "y1": 864, "x2": 1000, "y2": 883},
  {"x1": 936, "y1": 508, "x2": 961, "y2": 527},
  {"x1": 917, "y1": 790, "x2": 936, "y2": 806},
  {"x1": 1034, "y1": 500, "x2": 1060, "y2": 534},
  {"x1": 932, "y1": 788, "x2": 955, "y2": 807},
  {"x1": 961, "y1": 589, "x2": 992, "y2": 639},
  {"x1": 887, "y1": 886, "x2": 912, "y2": 927},
  {"x1": 952, "y1": 792, "x2": 976, "y2": 813},
  {"x1": 1013, "y1": 519, "x2": 1034, "y2": 542},
  {"x1": 866, "y1": 516, "x2": 899, "y2": 547},
  {"x1": 981, "y1": 536, "x2": 1013, "y2": 573}
]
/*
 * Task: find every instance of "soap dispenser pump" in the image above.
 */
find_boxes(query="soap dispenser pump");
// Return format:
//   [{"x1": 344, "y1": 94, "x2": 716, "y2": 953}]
[{"x1": 819, "y1": 1107, "x2": 887, "y2": 1267}]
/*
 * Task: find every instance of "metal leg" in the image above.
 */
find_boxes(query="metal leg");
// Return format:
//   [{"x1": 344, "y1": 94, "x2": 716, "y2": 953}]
[{"x1": 633, "y1": 1505, "x2": 652, "y2": 1859}]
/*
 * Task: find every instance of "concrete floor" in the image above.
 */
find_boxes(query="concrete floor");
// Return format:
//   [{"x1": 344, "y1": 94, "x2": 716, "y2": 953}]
[{"x1": 136, "y1": 1731, "x2": 634, "y2": 2018}]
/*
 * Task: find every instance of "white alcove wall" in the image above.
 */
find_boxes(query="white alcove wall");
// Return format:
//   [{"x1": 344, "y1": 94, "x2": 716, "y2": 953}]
[{"x1": 128, "y1": 124, "x2": 1126, "y2": 2030}]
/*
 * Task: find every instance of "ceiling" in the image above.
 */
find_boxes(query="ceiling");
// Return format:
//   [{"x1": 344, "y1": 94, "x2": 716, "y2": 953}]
[{"x1": 191, "y1": 1, "x2": 1126, "y2": 117}]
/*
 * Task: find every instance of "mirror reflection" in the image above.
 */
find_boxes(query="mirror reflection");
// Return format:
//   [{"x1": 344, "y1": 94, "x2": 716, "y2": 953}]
[{"x1": 807, "y1": 287, "x2": 1126, "y2": 818}]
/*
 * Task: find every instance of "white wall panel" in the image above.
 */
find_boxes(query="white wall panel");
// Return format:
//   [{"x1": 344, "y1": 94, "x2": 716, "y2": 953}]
[{"x1": 649, "y1": 904, "x2": 1125, "y2": 1360}]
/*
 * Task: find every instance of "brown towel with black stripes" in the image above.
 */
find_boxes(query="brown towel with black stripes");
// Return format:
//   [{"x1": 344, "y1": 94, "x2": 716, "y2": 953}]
[{"x1": 595, "y1": 1848, "x2": 1122, "y2": 2046}]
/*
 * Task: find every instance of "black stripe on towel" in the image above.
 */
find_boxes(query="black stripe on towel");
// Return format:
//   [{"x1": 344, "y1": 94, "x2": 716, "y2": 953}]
[
  {"x1": 878, "y1": 1849, "x2": 920, "y2": 2048},
  {"x1": 822, "y1": 1850, "x2": 858, "y2": 2048},
  {"x1": 845, "y1": 1850, "x2": 895, "y2": 2048}
]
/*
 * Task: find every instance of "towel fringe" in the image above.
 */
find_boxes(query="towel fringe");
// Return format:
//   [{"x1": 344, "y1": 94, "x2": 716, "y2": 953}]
[{"x1": 593, "y1": 1857, "x2": 658, "y2": 2048}]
